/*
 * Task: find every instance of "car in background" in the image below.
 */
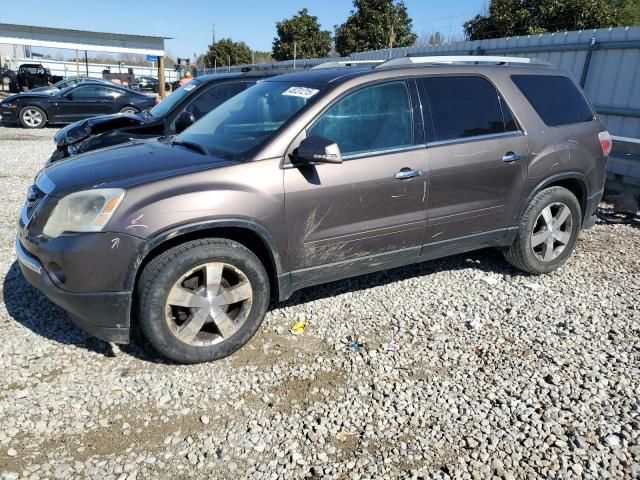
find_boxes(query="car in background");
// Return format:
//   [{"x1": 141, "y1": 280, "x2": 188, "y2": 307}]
[
  {"x1": 136, "y1": 76, "x2": 170, "y2": 93},
  {"x1": 0, "y1": 82, "x2": 156, "y2": 128},
  {"x1": 48, "y1": 72, "x2": 273, "y2": 162},
  {"x1": 15, "y1": 63, "x2": 62, "y2": 91},
  {"x1": 1, "y1": 65, "x2": 16, "y2": 91},
  {"x1": 26, "y1": 76, "x2": 114, "y2": 95}
]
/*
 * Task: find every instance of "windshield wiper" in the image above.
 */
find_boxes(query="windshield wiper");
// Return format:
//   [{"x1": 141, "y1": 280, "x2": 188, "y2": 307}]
[{"x1": 171, "y1": 138, "x2": 208, "y2": 155}]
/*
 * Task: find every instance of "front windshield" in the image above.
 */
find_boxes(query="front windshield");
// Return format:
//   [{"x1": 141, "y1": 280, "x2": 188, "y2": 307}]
[
  {"x1": 149, "y1": 80, "x2": 202, "y2": 118},
  {"x1": 176, "y1": 81, "x2": 327, "y2": 160}
]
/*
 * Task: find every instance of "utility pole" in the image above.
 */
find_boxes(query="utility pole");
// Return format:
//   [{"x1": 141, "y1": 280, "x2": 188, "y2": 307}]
[
  {"x1": 212, "y1": 24, "x2": 215, "y2": 45},
  {"x1": 227, "y1": 55, "x2": 230, "y2": 72},
  {"x1": 252, "y1": 51, "x2": 255, "y2": 66},
  {"x1": 214, "y1": 57, "x2": 217, "y2": 73},
  {"x1": 389, "y1": 24, "x2": 395, "y2": 59},
  {"x1": 293, "y1": 41, "x2": 297, "y2": 69}
]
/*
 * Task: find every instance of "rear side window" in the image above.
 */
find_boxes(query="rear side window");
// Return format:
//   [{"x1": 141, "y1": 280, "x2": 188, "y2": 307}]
[
  {"x1": 420, "y1": 76, "x2": 518, "y2": 141},
  {"x1": 512, "y1": 75, "x2": 593, "y2": 127},
  {"x1": 308, "y1": 81, "x2": 413, "y2": 156}
]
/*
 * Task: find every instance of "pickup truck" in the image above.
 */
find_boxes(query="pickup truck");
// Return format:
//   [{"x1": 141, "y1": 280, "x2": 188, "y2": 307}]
[{"x1": 15, "y1": 63, "x2": 62, "y2": 91}]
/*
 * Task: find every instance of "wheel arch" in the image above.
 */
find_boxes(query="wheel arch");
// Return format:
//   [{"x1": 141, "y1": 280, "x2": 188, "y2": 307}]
[
  {"x1": 125, "y1": 219, "x2": 284, "y2": 301},
  {"x1": 516, "y1": 172, "x2": 589, "y2": 226}
]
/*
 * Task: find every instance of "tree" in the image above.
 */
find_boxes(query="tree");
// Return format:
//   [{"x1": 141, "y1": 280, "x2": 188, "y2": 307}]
[
  {"x1": 608, "y1": 0, "x2": 640, "y2": 25},
  {"x1": 273, "y1": 9, "x2": 332, "y2": 61},
  {"x1": 464, "y1": 0, "x2": 624, "y2": 41},
  {"x1": 335, "y1": 0, "x2": 417, "y2": 57},
  {"x1": 204, "y1": 38, "x2": 252, "y2": 68},
  {"x1": 428, "y1": 31, "x2": 444, "y2": 46}
]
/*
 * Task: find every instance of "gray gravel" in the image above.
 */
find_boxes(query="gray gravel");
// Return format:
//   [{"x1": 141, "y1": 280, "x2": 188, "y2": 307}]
[{"x1": 0, "y1": 125, "x2": 639, "y2": 479}]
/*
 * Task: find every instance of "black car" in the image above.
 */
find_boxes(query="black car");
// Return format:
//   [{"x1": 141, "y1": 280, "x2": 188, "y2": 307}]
[
  {"x1": 48, "y1": 72, "x2": 273, "y2": 163},
  {"x1": 0, "y1": 82, "x2": 156, "y2": 129},
  {"x1": 136, "y1": 76, "x2": 170, "y2": 93},
  {"x1": 27, "y1": 76, "x2": 114, "y2": 95}
]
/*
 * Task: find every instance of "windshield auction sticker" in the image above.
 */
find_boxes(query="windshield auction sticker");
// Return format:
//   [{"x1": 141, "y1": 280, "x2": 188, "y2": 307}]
[{"x1": 282, "y1": 87, "x2": 319, "y2": 99}]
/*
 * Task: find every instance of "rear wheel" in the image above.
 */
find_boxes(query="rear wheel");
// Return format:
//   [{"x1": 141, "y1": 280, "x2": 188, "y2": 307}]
[
  {"x1": 504, "y1": 186, "x2": 581, "y2": 274},
  {"x1": 120, "y1": 106, "x2": 139, "y2": 114},
  {"x1": 19, "y1": 106, "x2": 47, "y2": 128},
  {"x1": 137, "y1": 238, "x2": 270, "y2": 363}
]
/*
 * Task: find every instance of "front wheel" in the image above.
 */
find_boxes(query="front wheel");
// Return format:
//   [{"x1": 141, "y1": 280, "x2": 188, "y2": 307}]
[
  {"x1": 137, "y1": 238, "x2": 270, "y2": 363},
  {"x1": 19, "y1": 106, "x2": 47, "y2": 128},
  {"x1": 504, "y1": 186, "x2": 581, "y2": 274},
  {"x1": 120, "y1": 106, "x2": 139, "y2": 114}
]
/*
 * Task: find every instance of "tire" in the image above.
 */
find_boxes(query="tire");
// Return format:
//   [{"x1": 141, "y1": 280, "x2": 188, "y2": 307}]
[
  {"x1": 120, "y1": 106, "x2": 139, "y2": 114},
  {"x1": 19, "y1": 106, "x2": 47, "y2": 128},
  {"x1": 137, "y1": 238, "x2": 270, "y2": 364},
  {"x1": 504, "y1": 186, "x2": 581, "y2": 274}
]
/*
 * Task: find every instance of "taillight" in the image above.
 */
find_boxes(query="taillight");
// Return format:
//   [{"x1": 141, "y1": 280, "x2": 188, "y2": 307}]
[{"x1": 598, "y1": 130, "x2": 612, "y2": 157}]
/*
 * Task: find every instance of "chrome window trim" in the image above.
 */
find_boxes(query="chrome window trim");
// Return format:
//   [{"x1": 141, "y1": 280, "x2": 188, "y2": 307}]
[
  {"x1": 342, "y1": 143, "x2": 427, "y2": 160},
  {"x1": 426, "y1": 131, "x2": 524, "y2": 148}
]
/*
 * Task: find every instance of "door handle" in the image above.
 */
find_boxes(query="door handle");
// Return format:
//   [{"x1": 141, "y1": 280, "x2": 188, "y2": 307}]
[
  {"x1": 502, "y1": 152, "x2": 524, "y2": 162},
  {"x1": 394, "y1": 168, "x2": 423, "y2": 180}
]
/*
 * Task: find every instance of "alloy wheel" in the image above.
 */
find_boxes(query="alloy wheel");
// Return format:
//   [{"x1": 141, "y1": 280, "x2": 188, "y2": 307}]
[
  {"x1": 165, "y1": 262, "x2": 253, "y2": 346},
  {"x1": 530, "y1": 202, "x2": 573, "y2": 262},
  {"x1": 23, "y1": 109, "x2": 43, "y2": 127}
]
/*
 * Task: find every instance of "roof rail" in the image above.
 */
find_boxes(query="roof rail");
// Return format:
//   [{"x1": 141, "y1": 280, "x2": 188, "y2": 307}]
[
  {"x1": 312, "y1": 60, "x2": 384, "y2": 69},
  {"x1": 376, "y1": 55, "x2": 551, "y2": 68}
]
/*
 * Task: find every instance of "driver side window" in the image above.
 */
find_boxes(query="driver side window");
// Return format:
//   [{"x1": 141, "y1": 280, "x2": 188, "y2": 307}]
[
  {"x1": 307, "y1": 81, "x2": 413, "y2": 157},
  {"x1": 183, "y1": 82, "x2": 250, "y2": 121}
]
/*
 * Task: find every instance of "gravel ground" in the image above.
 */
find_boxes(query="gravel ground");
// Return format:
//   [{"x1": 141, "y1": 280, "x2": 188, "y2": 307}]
[{"x1": 0, "y1": 126, "x2": 639, "y2": 479}]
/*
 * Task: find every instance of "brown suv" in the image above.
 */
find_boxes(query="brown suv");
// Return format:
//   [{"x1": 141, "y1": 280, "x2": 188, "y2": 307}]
[{"x1": 16, "y1": 56, "x2": 610, "y2": 363}]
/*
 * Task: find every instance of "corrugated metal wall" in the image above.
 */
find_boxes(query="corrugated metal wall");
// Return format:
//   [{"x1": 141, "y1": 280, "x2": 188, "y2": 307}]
[{"x1": 221, "y1": 26, "x2": 640, "y2": 139}]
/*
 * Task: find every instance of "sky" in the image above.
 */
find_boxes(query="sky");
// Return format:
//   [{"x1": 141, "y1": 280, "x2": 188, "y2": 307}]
[{"x1": 0, "y1": 0, "x2": 487, "y2": 59}]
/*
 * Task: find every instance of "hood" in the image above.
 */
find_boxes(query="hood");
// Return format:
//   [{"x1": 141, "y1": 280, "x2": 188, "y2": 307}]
[
  {"x1": 40, "y1": 138, "x2": 236, "y2": 197},
  {"x1": 54, "y1": 113, "x2": 151, "y2": 146},
  {"x1": 24, "y1": 86, "x2": 58, "y2": 94},
  {"x1": 6, "y1": 92, "x2": 52, "y2": 101}
]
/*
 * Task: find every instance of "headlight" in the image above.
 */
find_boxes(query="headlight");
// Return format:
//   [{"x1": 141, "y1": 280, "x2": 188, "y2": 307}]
[
  {"x1": 43, "y1": 188, "x2": 125, "y2": 238},
  {"x1": 61, "y1": 122, "x2": 92, "y2": 146}
]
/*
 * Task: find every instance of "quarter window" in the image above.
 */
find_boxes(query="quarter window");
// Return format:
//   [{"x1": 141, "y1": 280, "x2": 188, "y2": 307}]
[
  {"x1": 308, "y1": 81, "x2": 413, "y2": 156},
  {"x1": 420, "y1": 76, "x2": 518, "y2": 141},
  {"x1": 512, "y1": 75, "x2": 593, "y2": 127}
]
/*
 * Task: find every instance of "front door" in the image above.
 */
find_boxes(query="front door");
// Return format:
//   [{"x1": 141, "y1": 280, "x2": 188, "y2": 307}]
[
  {"x1": 53, "y1": 85, "x2": 116, "y2": 122},
  {"x1": 418, "y1": 75, "x2": 529, "y2": 244},
  {"x1": 284, "y1": 80, "x2": 429, "y2": 273}
]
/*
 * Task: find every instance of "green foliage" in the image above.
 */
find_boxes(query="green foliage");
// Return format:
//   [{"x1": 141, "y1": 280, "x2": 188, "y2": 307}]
[
  {"x1": 272, "y1": 9, "x2": 332, "y2": 61},
  {"x1": 253, "y1": 51, "x2": 274, "y2": 64},
  {"x1": 428, "y1": 31, "x2": 444, "y2": 46},
  {"x1": 464, "y1": 0, "x2": 625, "y2": 40},
  {"x1": 335, "y1": 0, "x2": 417, "y2": 57},
  {"x1": 608, "y1": 0, "x2": 640, "y2": 25},
  {"x1": 204, "y1": 38, "x2": 252, "y2": 67}
]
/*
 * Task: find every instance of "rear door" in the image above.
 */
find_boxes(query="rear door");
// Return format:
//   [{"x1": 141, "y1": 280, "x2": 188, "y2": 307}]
[
  {"x1": 284, "y1": 79, "x2": 429, "y2": 272},
  {"x1": 418, "y1": 75, "x2": 529, "y2": 244}
]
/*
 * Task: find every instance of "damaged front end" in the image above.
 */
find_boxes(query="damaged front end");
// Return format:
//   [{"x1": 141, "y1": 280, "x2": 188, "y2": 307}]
[{"x1": 49, "y1": 113, "x2": 146, "y2": 164}]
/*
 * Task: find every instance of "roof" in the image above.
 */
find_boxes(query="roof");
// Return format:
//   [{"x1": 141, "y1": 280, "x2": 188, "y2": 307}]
[
  {"x1": 264, "y1": 67, "x2": 373, "y2": 84},
  {"x1": 0, "y1": 23, "x2": 170, "y2": 40},
  {"x1": 194, "y1": 72, "x2": 277, "y2": 84},
  {"x1": 0, "y1": 23, "x2": 167, "y2": 56},
  {"x1": 265, "y1": 62, "x2": 561, "y2": 86}
]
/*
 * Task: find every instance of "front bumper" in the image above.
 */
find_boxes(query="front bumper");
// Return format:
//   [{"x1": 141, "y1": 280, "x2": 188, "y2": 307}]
[{"x1": 15, "y1": 237, "x2": 132, "y2": 343}]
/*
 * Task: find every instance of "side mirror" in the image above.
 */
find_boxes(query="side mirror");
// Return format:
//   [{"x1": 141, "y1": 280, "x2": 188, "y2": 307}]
[
  {"x1": 175, "y1": 110, "x2": 195, "y2": 133},
  {"x1": 291, "y1": 135, "x2": 343, "y2": 165}
]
